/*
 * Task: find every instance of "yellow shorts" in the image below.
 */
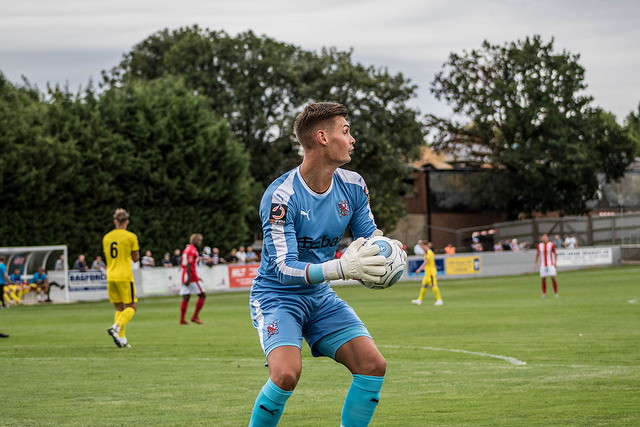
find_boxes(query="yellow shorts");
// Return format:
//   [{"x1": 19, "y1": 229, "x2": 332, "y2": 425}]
[
  {"x1": 107, "y1": 281, "x2": 138, "y2": 304},
  {"x1": 421, "y1": 272, "x2": 437, "y2": 287}
]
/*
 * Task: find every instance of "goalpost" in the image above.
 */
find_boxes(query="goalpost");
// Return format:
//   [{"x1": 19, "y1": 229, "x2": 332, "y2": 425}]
[{"x1": 0, "y1": 245, "x2": 69, "y2": 303}]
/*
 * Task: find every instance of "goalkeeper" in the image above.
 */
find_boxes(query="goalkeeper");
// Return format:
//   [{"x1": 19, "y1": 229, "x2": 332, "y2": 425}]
[{"x1": 248, "y1": 102, "x2": 403, "y2": 426}]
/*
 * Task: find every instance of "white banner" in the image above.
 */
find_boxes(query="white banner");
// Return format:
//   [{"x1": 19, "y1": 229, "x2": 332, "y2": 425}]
[
  {"x1": 138, "y1": 265, "x2": 230, "y2": 296},
  {"x1": 556, "y1": 247, "x2": 613, "y2": 267}
]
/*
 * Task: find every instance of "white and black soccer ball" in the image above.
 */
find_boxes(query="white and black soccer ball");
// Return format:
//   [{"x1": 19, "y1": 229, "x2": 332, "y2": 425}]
[{"x1": 359, "y1": 236, "x2": 406, "y2": 290}]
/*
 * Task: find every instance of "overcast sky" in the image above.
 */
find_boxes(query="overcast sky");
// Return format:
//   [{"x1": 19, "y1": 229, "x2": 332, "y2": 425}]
[{"x1": 1, "y1": 0, "x2": 639, "y2": 121}]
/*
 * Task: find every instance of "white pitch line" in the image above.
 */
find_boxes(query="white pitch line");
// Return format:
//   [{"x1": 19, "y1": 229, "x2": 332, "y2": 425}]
[{"x1": 379, "y1": 344, "x2": 527, "y2": 366}]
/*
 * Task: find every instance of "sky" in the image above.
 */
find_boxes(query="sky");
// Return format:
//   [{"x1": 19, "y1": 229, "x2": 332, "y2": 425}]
[{"x1": 1, "y1": 0, "x2": 639, "y2": 121}]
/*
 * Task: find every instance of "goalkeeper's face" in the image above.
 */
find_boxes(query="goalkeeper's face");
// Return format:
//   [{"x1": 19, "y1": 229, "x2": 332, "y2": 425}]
[{"x1": 325, "y1": 116, "x2": 355, "y2": 166}]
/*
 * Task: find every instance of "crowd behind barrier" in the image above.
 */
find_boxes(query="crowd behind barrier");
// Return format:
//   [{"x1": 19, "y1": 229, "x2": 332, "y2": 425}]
[{"x1": 37, "y1": 245, "x2": 620, "y2": 304}]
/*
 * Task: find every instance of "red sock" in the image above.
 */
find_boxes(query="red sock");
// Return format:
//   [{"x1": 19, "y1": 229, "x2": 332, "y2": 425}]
[
  {"x1": 552, "y1": 278, "x2": 558, "y2": 294},
  {"x1": 541, "y1": 279, "x2": 547, "y2": 295},
  {"x1": 193, "y1": 297, "x2": 205, "y2": 319},
  {"x1": 180, "y1": 300, "x2": 189, "y2": 322}
]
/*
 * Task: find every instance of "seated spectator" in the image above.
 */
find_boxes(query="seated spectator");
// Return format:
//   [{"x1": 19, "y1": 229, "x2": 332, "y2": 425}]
[
  {"x1": 54, "y1": 254, "x2": 66, "y2": 271},
  {"x1": 246, "y1": 246, "x2": 259, "y2": 264},
  {"x1": 162, "y1": 253, "x2": 173, "y2": 268},
  {"x1": 141, "y1": 250, "x2": 155, "y2": 268},
  {"x1": 8, "y1": 268, "x2": 27, "y2": 304},
  {"x1": 553, "y1": 234, "x2": 563, "y2": 249},
  {"x1": 237, "y1": 246, "x2": 247, "y2": 264},
  {"x1": 510, "y1": 238, "x2": 521, "y2": 252},
  {"x1": 564, "y1": 233, "x2": 578, "y2": 249},
  {"x1": 73, "y1": 254, "x2": 88, "y2": 271},
  {"x1": 471, "y1": 238, "x2": 483, "y2": 252},
  {"x1": 211, "y1": 247, "x2": 225, "y2": 264},
  {"x1": 444, "y1": 243, "x2": 456, "y2": 255},
  {"x1": 502, "y1": 239, "x2": 512, "y2": 251},
  {"x1": 91, "y1": 255, "x2": 106, "y2": 271},
  {"x1": 413, "y1": 242, "x2": 425, "y2": 256},
  {"x1": 493, "y1": 241, "x2": 504, "y2": 252},
  {"x1": 30, "y1": 265, "x2": 65, "y2": 303},
  {"x1": 225, "y1": 248, "x2": 239, "y2": 264},
  {"x1": 171, "y1": 248, "x2": 182, "y2": 266},
  {"x1": 200, "y1": 247, "x2": 213, "y2": 267}
]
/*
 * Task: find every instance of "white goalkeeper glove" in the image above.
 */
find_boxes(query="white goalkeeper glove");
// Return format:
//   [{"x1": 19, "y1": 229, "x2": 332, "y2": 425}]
[
  {"x1": 307, "y1": 237, "x2": 386, "y2": 284},
  {"x1": 339, "y1": 237, "x2": 387, "y2": 283},
  {"x1": 371, "y1": 229, "x2": 407, "y2": 263}
]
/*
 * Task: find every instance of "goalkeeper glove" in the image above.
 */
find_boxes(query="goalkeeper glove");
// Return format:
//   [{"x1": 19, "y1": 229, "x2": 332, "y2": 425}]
[{"x1": 306, "y1": 237, "x2": 386, "y2": 284}]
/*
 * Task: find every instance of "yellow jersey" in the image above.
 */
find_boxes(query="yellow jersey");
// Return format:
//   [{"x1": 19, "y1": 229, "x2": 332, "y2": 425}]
[
  {"x1": 102, "y1": 228, "x2": 139, "y2": 282},
  {"x1": 424, "y1": 249, "x2": 437, "y2": 275}
]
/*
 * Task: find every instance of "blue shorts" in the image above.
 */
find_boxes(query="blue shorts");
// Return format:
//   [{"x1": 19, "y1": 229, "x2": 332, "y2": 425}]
[{"x1": 250, "y1": 287, "x2": 370, "y2": 358}]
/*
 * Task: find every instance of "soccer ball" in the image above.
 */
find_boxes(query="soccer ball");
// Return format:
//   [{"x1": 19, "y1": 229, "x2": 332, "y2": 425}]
[{"x1": 359, "y1": 236, "x2": 406, "y2": 290}]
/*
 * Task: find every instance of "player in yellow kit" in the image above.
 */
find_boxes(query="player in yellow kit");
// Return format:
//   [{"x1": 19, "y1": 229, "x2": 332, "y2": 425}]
[
  {"x1": 103, "y1": 208, "x2": 140, "y2": 348},
  {"x1": 411, "y1": 241, "x2": 443, "y2": 306}
]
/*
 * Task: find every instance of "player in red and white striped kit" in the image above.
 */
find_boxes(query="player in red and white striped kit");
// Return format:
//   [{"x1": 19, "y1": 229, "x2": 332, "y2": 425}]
[
  {"x1": 534, "y1": 233, "x2": 558, "y2": 298},
  {"x1": 180, "y1": 233, "x2": 206, "y2": 324}
]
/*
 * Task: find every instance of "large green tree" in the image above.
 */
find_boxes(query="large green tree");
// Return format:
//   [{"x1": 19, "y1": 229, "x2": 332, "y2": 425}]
[
  {"x1": 102, "y1": 26, "x2": 424, "y2": 232},
  {"x1": 623, "y1": 102, "x2": 640, "y2": 156},
  {"x1": 427, "y1": 35, "x2": 635, "y2": 218},
  {"x1": 0, "y1": 73, "x2": 251, "y2": 258}
]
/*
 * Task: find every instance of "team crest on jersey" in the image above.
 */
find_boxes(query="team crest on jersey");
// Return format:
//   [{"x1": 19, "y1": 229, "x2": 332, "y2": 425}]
[
  {"x1": 269, "y1": 203, "x2": 288, "y2": 225},
  {"x1": 338, "y1": 200, "x2": 349, "y2": 217},
  {"x1": 267, "y1": 320, "x2": 279, "y2": 337}
]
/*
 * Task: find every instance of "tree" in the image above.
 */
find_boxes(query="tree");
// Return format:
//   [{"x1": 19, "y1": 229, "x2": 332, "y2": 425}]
[
  {"x1": 0, "y1": 72, "x2": 251, "y2": 258},
  {"x1": 95, "y1": 76, "x2": 252, "y2": 255},
  {"x1": 102, "y1": 26, "x2": 425, "y2": 232},
  {"x1": 428, "y1": 35, "x2": 635, "y2": 218},
  {"x1": 624, "y1": 102, "x2": 640, "y2": 156}
]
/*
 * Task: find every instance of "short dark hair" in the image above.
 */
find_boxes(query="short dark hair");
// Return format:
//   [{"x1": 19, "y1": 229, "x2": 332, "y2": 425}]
[{"x1": 294, "y1": 102, "x2": 348, "y2": 148}]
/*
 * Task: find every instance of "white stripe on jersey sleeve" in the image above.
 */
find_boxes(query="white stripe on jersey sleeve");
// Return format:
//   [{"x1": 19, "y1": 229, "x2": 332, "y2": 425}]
[{"x1": 271, "y1": 170, "x2": 307, "y2": 281}]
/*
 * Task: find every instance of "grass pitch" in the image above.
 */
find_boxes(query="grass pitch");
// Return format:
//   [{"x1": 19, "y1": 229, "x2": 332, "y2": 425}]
[{"x1": 1, "y1": 265, "x2": 639, "y2": 426}]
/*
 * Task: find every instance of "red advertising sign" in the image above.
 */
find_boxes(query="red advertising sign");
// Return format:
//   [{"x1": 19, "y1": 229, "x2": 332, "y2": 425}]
[{"x1": 228, "y1": 264, "x2": 259, "y2": 288}]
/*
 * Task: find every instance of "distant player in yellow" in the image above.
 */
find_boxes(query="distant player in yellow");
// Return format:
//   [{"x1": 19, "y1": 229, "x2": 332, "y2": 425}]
[
  {"x1": 411, "y1": 241, "x2": 443, "y2": 306},
  {"x1": 103, "y1": 208, "x2": 140, "y2": 348}
]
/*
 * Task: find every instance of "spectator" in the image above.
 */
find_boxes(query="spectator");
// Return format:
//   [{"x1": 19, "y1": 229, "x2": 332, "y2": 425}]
[
  {"x1": 502, "y1": 239, "x2": 512, "y2": 251},
  {"x1": 413, "y1": 242, "x2": 425, "y2": 256},
  {"x1": 237, "y1": 246, "x2": 247, "y2": 264},
  {"x1": 0, "y1": 256, "x2": 11, "y2": 308},
  {"x1": 73, "y1": 254, "x2": 88, "y2": 271},
  {"x1": 9, "y1": 267, "x2": 28, "y2": 304},
  {"x1": 564, "y1": 233, "x2": 578, "y2": 249},
  {"x1": 171, "y1": 248, "x2": 182, "y2": 267},
  {"x1": 510, "y1": 239, "x2": 521, "y2": 252},
  {"x1": 162, "y1": 253, "x2": 173, "y2": 268},
  {"x1": 211, "y1": 247, "x2": 225, "y2": 264},
  {"x1": 54, "y1": 254, "x2": 66, "y2": 271},
  {"x1": 30, "y1": 266, "x2": 50, "y2": 303},
  {"x1": 471, "y1": 238, "x2": 483, "y2": 252},
  {"x1": 444, "y1": 243, "x2": 456, "y2": 255},
  {"x1": 246, "y1": 246, "x2": 259, "y2": 264},
  {"x1": 200, "y1": 247, "x2": 213, "y2": 267},
  {"x1": 225, "y1": 248, "x2": 239, "y2": 264},
  {"x1": 141, "y1": 250, "x2": 155, "y2": 268},
  {"x1": 91, "y1": 255, "x2": 106, "y2": 271},
  {"x1": 553, "y1": 234, "x2": 564, "y2": 249},
  {"x1": 493, "y1": 241, "x2": 504, "y2": 252}
]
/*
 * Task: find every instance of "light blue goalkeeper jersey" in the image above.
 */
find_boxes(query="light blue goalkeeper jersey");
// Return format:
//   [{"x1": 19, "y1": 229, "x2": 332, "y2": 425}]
[{"x1": 251, "y1": 166, "x2": 377, "y2": 295}]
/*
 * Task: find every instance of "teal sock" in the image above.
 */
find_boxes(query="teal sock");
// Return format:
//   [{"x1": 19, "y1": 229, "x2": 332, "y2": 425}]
[
  {"x1": 249, "y1": 378, "x2": 292, "y2": 426},
  {"x1": 341, "y1": 374, "x2": 384, "y2": 427}
]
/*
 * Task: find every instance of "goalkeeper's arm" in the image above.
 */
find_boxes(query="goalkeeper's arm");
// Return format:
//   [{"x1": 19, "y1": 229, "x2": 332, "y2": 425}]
[{"x1": 306, "y1": 237, "x2": 386, "y2": 285}]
